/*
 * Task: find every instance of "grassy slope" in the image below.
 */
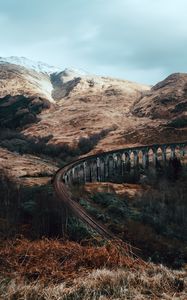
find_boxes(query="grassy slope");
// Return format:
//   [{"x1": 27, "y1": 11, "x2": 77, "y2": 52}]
[{"x1": 0, "y1": 239, "x2": 186, "y2": 300}]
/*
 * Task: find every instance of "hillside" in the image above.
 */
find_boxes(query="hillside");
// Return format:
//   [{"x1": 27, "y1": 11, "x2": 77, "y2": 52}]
[
  {"x1": 132, "y1": 73, "x2": 187, "y2": 133},
  {"x1": 0, "y1": 58, "x2": 186, "y2": 186},
  {"x1": 0, "y1": 58, "x2": 187, "y2": 299},
  {"x1": 0, "y1": 58, "x2": 150, "y2": 150},
  {"x1": 1, "y1": 58, "x2": 186, "y2": 158}
]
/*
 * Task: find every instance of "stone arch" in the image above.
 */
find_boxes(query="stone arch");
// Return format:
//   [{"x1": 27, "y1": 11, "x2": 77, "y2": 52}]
[
  {"x1": 166, "y1": 146, "x2": 172, "y2": 161},
  {"x1": 67, "y1": 169, "x2": 73, "y2": 184},
  {"x1": 132, "y1": 150, "x2": 138, "y2": 167},
  {"x1": 99, "y1": 157, "x2": 105, "y2": 181},
  {"x1": 114, "y1": 153, "x2": 122, "y2": 174},
  {"x1": 63, "y1": 173, "x2": 68, "y2": 184},
  {"x1": 96, "y1": 157, "x2": 102, "y2": 182},
  {"x1": 70, "y1": 168, "x2": 75, "y2": 183},
  {"x1": 174, "y1": 145, "x2": 181, "y2": 159},
  {"x1": 81, "y1": 161, "x2": 90, "y2": 183},
  {"x1": 184, "y1": 145, "x2": 187, "y2": 161},
  {"x1": 90, "y1": 159, "x2": 98, "y2": 182},
  {"x1": 86, "y1": 161, "x2": 92, "y2": 182},
  {"x1": 73, "y1": 166, "x2": 79, "y2": 183},
  {"x1": 124, "y1": 151, "x2": 131, "y2": 172},
  {"x1": 156, "y1": 147, "x2": 163, "y2": 162},
  {"x1": 142, "y1": 150, "x2": 149, "y2": 168},
  {"x1": 138, "y1": 150, "x2": 144, "y2": 165},
  {"x1": 178, "y1": 144, "x2": 187, "y2": 164},
  {"x1": 112, "y1": 153, "x2": 118, "y2": 170},
  {"x1": 78, "y1": 164, "x2": 85, "y2": 183},
  {"x1": 121, "y1": 153, "x2": 126, "y2": 176},
  {"x1": 160, "y1": 146, "x2": 167, "y2": 163},
  {"x1": 130, "y1": 151, "x2": 135, "y2": 167},
  {"x1": 107, "y1": 155, "x2": 115, "y2": 179},
  {"x1": 122, "y1": 152, "x2": 126, "y2": 162},
  {"x1": 148, "y1": 148, "x2": 154, "y2": 164}
]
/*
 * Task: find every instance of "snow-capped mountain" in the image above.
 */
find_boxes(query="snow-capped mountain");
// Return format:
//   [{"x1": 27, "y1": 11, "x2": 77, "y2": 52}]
[
  {"x1": 0, "y1": 56, "x2": 62, "y2": 74},
  {"x1": 0, "y1": 56, "x2": 150, "y2": 102},
  {"x1": 1, "y1": 55, "x2": 186, "y2": 154},
  {"x1": 0, "y1": 56, "x2": 93, "y2": 78}
]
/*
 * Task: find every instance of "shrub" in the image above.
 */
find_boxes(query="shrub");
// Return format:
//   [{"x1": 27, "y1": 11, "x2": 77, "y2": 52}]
[
  {"x1": 91, "y1": 193, "x2": 114, "y2": 207},
  {"x1": 107, "y1": 204, "x2": 127, "y2": 219},
  {"x1": 67, "y1": 217, "x2": 92, "y2": 241},
  {"x1": 77, "y1": 128, "x2": 113, "y2": 154}
]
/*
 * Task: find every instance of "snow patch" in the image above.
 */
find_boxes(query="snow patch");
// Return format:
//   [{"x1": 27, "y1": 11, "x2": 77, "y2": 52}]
[
  {"x1": 25, "y1": 73, "x2": 55, "y2": 103},
  {"x1": 38, "y1": 78, "x2": 55, "y2": 103},
  {"x1": 0, "y1": 56, "x2": 62, "y2": 74}
]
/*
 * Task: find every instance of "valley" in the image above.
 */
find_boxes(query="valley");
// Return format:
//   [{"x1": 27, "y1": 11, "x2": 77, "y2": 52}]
[{"x1": 0, "y1": 57, "x2": 187, "y2": 299}]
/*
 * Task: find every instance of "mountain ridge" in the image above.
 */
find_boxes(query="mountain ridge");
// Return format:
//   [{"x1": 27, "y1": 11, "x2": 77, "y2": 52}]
[
  {"x1": 0, "y1": 56, "x2": 186, "y2": 161},
  {"x1": 0, "y1": 56, "x2": 62, "y2": 74}
]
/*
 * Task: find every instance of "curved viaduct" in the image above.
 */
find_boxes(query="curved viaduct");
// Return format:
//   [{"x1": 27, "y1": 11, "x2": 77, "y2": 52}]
[{"x1": 53, "y1": 141, "x2": 187, "y2": 239}]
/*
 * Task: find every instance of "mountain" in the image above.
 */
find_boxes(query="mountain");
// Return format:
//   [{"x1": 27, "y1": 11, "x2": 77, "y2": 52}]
[
  {"x1": 132, "y1": 73, "x2": 187, "y2": 133},
  {"x1": 132, "y1": 73, "x2": 187, "y2": 119},
  {"x1": 0, "y1": 58, "x2": 187, "y2": 300},
  {"x1": 0, "y1": 57, "x2": 187, "y2": 185},
  {"x1": 0, "y1": 57, "x2": 150, "y2": 148},
  {"x1": 0, "y1": 62, "x2": 54, "y2": 102}
]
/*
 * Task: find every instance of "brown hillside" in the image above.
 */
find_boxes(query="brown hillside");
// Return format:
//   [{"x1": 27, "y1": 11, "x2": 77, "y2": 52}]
[
  {"x1": 0, "y1": 61, "x2": 187, "y2": 184},
  {"x1": 132, "y1": 73, "x2": 187, "y2": 123}
]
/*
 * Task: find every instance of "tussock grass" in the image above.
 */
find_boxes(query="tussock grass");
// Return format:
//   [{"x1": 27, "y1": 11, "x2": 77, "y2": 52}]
[{"x1": 0, "y1": 265, "x2": 186, "y2": 299}]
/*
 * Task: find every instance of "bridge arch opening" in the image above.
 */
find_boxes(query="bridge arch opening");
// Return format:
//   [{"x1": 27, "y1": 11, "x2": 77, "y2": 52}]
[
  {"x1": 130, "y1": 151, "x2": 135, "y2": 168},
  {"x1": 138, "y1": 150, "x2": 143, "y2": 166}
]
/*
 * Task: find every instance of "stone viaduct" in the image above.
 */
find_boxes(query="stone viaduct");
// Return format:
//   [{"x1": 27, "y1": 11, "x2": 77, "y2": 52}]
[{"x1": 53, "y1": 141, "x2": 187, "y2": 239}]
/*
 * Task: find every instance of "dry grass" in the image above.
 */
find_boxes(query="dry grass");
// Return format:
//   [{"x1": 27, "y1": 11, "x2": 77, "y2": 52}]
[
  {"x1": 0, "y1": 265, "x2": 186, "y2": 300},
  {"x1": 0, "y1": 239, "x2": 186, "y2": 299},
  {"x1": 0, "y1": 238, "x2": 139, "y2": 284}
]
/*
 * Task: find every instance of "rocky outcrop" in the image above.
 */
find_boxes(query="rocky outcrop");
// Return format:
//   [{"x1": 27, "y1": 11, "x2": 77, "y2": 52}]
[{"x1": 51, "y1": 71, "x2": 81, "y2": 100}]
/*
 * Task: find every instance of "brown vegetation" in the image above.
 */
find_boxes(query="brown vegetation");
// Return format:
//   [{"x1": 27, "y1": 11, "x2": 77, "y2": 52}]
[
  {"x1": 0, "y1": 239, "x2": 186, "y2": 300},
  {"x1": 0, "y1": 238, "x2": 140, "y2": 283}
]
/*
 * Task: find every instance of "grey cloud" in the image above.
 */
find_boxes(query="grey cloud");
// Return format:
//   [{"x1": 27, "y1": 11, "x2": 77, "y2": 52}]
[{"x1": 0, "y1": 0, "x2": 187, "y2": 84}]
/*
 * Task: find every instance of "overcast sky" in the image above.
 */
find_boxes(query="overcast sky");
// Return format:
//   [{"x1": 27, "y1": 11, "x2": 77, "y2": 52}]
[{"x1": 0, "y1": 0, "x2": 187, "y2": 84}]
